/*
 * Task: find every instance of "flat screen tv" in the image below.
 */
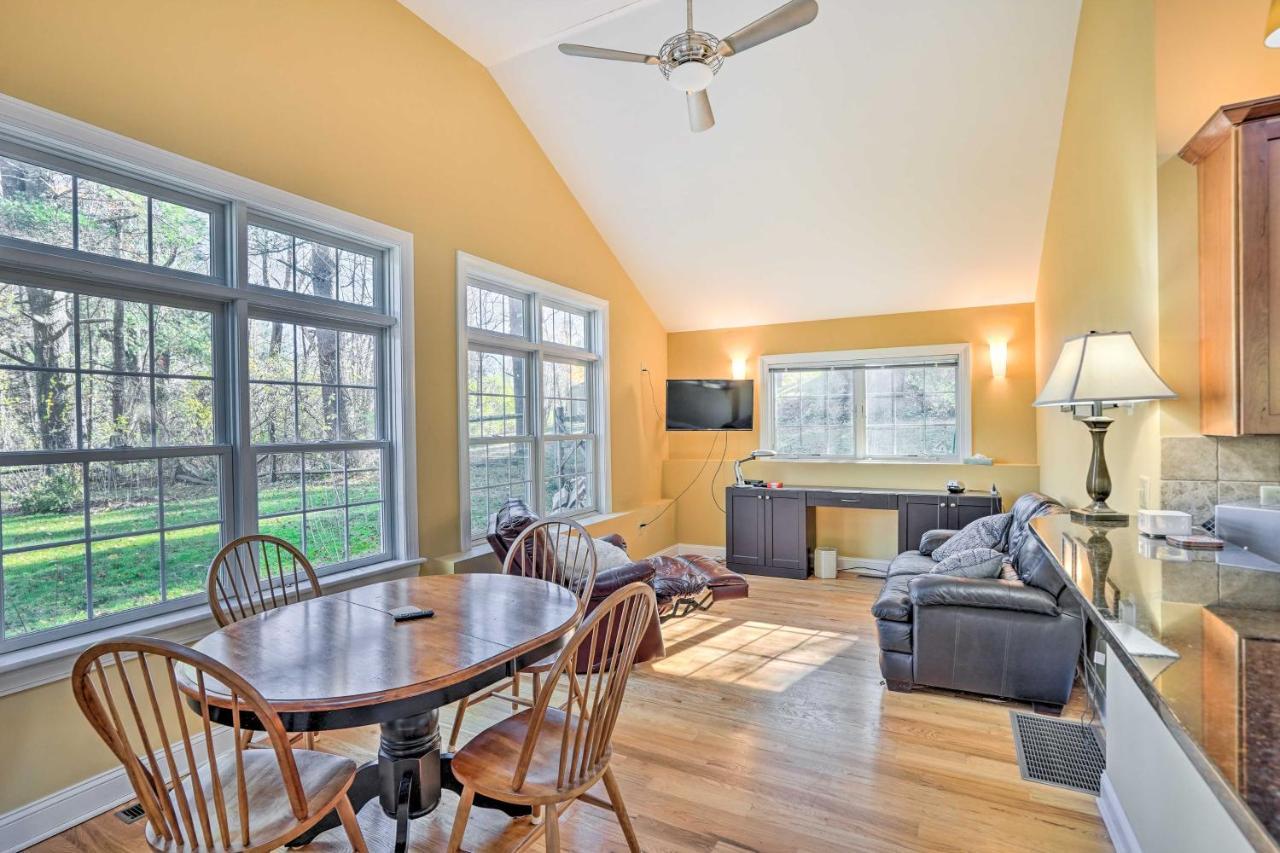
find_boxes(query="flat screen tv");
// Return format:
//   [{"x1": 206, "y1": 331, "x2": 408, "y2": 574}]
[{"x1": 666, "y1": 379, "x2": 753, "y2": 431}]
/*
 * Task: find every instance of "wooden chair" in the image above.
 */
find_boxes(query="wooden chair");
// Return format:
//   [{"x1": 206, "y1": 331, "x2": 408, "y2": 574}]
[
  {"x1": 447, "y1": 518, "x2": 598, "y2": 754},
  {"x1": 446, "y1": 582, "x2": 656, "y2": 853},
  {"x1": 71, "y1": 636, "x2": 366, "y2": 853},
  {"x1": 207, "y1": 534, "x2": 321, "y2": 751}
]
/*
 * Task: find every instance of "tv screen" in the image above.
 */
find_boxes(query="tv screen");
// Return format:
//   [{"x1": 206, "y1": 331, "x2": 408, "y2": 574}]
[{"x1": 666, "y1": 380, "x2": 754, "y2": 431}]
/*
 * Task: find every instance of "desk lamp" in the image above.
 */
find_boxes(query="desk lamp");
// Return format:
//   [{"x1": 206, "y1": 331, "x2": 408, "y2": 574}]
[{"x1": 734, "y1": 449, "x2": 777, "y2": 486}]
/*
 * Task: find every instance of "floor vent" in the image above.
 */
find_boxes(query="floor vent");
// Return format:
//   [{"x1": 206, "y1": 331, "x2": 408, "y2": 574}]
[
  {"x1": 1010, "y1": 711, "x2": 1104, "y2": 796},
  {"x1": 114, "y1": 803, "x2": 146, "y2": 824}
]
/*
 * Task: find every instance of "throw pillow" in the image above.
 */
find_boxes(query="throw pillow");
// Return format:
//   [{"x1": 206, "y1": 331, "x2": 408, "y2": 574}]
[
  {"x1": 931, "y1": 512, "x2": 1013, "y2": 562},
  {"x1": 554, "y1": 534, "x2": 631, "y2": 576},
  {"x1": 930, "y1": 547, "x2": 1005, "y2": 579}
]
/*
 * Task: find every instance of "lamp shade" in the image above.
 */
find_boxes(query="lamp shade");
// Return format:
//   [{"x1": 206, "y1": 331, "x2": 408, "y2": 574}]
[
  {"x1": 1268, "y1": 0, "x2": 1280, "y2": 47},
  {"x1": 1034, "y1": 331, "x2": 1175, "y2": 407}
]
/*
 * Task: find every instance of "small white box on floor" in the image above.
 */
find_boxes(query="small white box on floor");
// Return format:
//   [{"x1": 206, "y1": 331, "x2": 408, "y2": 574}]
[
  {"x1": 814, "y1": 546, "x2": 838, "y2": 579},
  {"x1": 1137, "y1": 509, "x2": 1192, "y2": 538}
]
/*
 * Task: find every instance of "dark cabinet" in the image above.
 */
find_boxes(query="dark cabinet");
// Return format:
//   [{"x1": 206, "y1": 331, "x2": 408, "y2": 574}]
[
  {"x1": 897, "y1": 493, "x2": 1003, "y2": 553},
  {"x1": 724, "y1": 489, "x2": 813, "y2": 579}
]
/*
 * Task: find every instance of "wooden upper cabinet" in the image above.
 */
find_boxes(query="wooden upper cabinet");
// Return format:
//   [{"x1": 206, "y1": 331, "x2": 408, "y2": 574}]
[{"x1": 1181, "y1": 95, "x2": 1280, "y2": 435}]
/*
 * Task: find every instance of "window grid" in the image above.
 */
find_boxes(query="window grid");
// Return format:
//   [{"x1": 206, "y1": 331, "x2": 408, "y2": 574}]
[
  {"x1": 0, "y1": 136, "x2": 400, "y2": 652},
  {"x1": 461, "y1": 272, "x2": 605, "y2": 544}
]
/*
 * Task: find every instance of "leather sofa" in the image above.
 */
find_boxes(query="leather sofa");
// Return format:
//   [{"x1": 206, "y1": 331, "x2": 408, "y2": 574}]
[{"x1": 871, "y1": 492, "x2": 1083, "y2": 714}]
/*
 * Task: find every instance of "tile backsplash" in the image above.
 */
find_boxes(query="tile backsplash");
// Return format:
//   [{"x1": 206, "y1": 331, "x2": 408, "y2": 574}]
[{"x1": 1161, "y1": 435, "x2": 1280, "y2": 524}]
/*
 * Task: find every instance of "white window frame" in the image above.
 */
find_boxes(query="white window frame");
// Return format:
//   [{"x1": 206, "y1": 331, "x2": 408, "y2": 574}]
[
  {"x1": 0, "y1": 93, "x2": 418, "y2": 658},
  {"x1": 456, "y1": 252, "x2": 610, "y2": 548},
  {"x1": 760, "y1": 343, "x2": 972, "y2": 462}
]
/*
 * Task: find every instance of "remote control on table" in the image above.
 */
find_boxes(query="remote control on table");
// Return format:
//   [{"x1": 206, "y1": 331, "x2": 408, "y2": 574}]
[{"x1": 389, "y1": 605, "x2": 434, "y2": 622}]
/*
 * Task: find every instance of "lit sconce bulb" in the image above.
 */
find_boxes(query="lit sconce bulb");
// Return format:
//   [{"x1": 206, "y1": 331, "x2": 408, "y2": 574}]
[
  {"x1": 731, "y1": 357, "x2": 748, "y2": 380},
  {"x1": 989, "y1": 340, "x2": 1008, "y2": 379}
]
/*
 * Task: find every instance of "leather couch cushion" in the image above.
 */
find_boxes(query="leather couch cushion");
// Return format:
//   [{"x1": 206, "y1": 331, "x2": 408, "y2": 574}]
[
  {"x1": 887, "y1": 551, "x2": 936, "y2": 578},
  {"x1": 918, "y1": 529, "x2": 959, "y2": 556},
  {"x1": 876, "y1": 618, "x2": 912, "y2": 654},
  {"x1": 638, "y1": 554, "x2": 750, "y2": 603},
  {"x1": 908, "y1": 574, "x2": 1059, "y2": 616},
  {"x1": 871, "y1": 573, "x2": 915, "y2": 622}
]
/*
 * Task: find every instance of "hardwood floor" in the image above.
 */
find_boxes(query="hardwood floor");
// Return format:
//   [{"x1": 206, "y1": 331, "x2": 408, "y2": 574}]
[{"x1": 32, "y1": 575, "x2": 1111, "y2": 852}]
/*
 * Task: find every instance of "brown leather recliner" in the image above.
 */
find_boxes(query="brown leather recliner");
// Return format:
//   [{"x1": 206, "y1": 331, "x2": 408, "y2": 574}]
[{"x1": 486, "y1": 500, "x2": 750, "y2": 662}]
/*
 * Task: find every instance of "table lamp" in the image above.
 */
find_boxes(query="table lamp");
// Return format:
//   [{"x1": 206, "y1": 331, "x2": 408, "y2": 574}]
[
  {"x1": 734, "y1": 449, "x2": 777, "y2": 486},
  {"x1": 1034, "y1": 331, "x2": 1176, "y2": 524}
]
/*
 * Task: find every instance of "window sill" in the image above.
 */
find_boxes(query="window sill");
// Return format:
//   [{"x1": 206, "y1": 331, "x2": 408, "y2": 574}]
[
  {"x1": 764, "y1": 457, "x2": 972, "y2": 465},
  {"x1": 0, "y1": 556, "x2": 424, "y2": 699}
]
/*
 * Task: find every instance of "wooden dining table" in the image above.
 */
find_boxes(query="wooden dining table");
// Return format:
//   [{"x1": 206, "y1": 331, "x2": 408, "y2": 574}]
[{"x1": 181, "y1": 572, "x2": 580, "y2": 852}]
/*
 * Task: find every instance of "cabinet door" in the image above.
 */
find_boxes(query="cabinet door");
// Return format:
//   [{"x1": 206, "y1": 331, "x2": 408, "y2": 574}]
[
  {"x1": 951, "y1": 495, "x2": 998, "y2": 529},
  {"x1": 898, "y1": 495, "x2": 946, "y2": 553},
  {"x1": 1238, "y1": 117, "x2": 1280, "y2": 433},
  {"x1": 764, "y1": 493, "x2": 806, "y2": 573},
  {"x1": 726, "y1": 490, "x2": 766, "y2": 567}
]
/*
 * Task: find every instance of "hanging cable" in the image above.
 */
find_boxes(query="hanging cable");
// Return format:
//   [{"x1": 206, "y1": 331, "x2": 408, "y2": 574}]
[
  {"x1": 710, "y1": 431, "x2": 729, "y2": 514},
  {"x1": 640, "y1": 430, "x2": 721, "y2": 529},
  {"x1": 641, "y1": 367, "x2": 662, "y2": 422}
]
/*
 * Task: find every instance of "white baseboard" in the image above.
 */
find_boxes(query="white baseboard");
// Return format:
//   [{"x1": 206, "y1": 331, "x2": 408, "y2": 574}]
[
  {"x1": 0, "y1": 727, "x2": 235, "y2": 853},
  {"x1": 1097, "y1": 771, "x2": 1141, "y2": 853}
]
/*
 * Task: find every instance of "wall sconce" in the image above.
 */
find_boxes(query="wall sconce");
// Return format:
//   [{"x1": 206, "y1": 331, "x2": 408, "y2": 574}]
[
  {"x1": 989, "y1": 340, "x2": 1008, "y2": 379},
  {"x1": 1267, "y1": 0, "x2": 1280, "y2": 47},
  {"x1": 731, "y1": 357, "x2": 748, "y2": 380}
]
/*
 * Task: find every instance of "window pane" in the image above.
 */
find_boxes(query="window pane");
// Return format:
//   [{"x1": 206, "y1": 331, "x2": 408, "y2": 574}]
[
  {"x1": 91, "y1": 532, "x2": 161, "y2": 617},
  {"x1": 260, "y1": 513, "x2": 303, "y2": 552},
  {"x1": 304, "y1": 452, "x2": 344, "y2": 510},
  {"x1": 346, "y1": 449, "x2": 381, "y2": 504},
  {"x1": 154, "y1": 305, "x2": 212, "y2": 377},
  {"x1": 249, "y1": 318, "x2": 295, "y2": 379},
  {"x1": 0, "y1": 156, "x2": 74, "y2": 248},
  {"x1": 82, "y1": 373, "x2": 152, "y2": 448},
  {"x1": 348, "y1": 504, "x2": 382, "y2": 559},
  {"x1": 77, "y1": 179, "x2": 148, "y2": 263},
  {"x1": 296, "y1": 240, "x2": 337, "y2": 298},
  {"x1": 340, "y1": 387, "x2": 376, "y2": 440},
  {"x1": 0, "y1": 283, "x2": 75, "y2": 370},
  {"x1": 247, "y1": 225, "x2": 292, "y2": 291},
  {"x1": 769, "y1": 368, "x2": 855, "y2": 456},
  {"x1": 0, "y1": 463, "x2": 84, "y2": 550},
  {"x1": 544, "y1": 439, "x2": 593, "y2": 514},
  {"x1": 155, "y1": 378, "x2": 213, "y2": 445},
  {"x1": 466, "y1": 285, "x2": 525, "y2": 337},
  {"x1": 468, "y1": 442, "x2": 531, "y2": 537},
  {"x1": 251, "y1": 382, "x2": 296, "y2": 443},
  {"x1": 79, "y1": 296, "x2": 149, "y2": 373},
  {"x1": 151, "y1": 199, "x2": 211, "y2": 275},
  {"x1": 543, "y1": 360, "x2": 590, "y2": 435},
  {"x1": 866, "y1": 364, "x2": 958, "y2": 459},
  {"x1": 3, "y1": 543, "x2": 86, "y2": 639},
  {"x1": 468, "y1": 350, "x2": 526, "y2": 438},
  {"x1": 164, "y1": 524, "x2": 221, "y2": 600},
  {"x1": 0, "y1": 368, "x2": 75, "y2": 451},
  {"x1": 161, "y1": 456, "x2": 220, "y2": 527},
  {"x1": 541, "y1": 304, "x2": 587, "y2": 349},
  {"x1": 339, "y1": 331, "x2": 376, "y2": 387},
  {"x1": 338, "y1": 250, "x2": 376, "y2": 306},
  {"x1": 298, "y1": 384, "x2": 338, "y2": 441},
  {"x1": 257, "y1": 452, "x2": 302, "y2": 516},
  {"x1": 305, "y1": 509, "x2": 345, "y2": 566},
  {"x1": 88, "y1": 460, "x2": 158, "y2": 537}
]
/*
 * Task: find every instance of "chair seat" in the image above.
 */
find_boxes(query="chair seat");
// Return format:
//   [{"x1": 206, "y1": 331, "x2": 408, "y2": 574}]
[
  {"x1": 451, "y1": 708, "x2": 607, "y2": 806},
  {"x1": 144, "y1": 749, "x2": 356, "y2": 852}
]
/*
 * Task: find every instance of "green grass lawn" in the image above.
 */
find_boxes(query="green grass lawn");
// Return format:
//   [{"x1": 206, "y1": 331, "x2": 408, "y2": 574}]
[{"x1": 2, "y1": 484, "x2": 382, "y2": 640}]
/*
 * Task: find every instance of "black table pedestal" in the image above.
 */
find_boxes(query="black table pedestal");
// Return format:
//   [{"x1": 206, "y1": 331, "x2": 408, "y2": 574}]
[{"x1": 287, "y1": 708, "x2": 530, "y2": 851}]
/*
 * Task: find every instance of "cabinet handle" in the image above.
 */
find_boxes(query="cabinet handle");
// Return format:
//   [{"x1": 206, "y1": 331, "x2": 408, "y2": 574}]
[{"x1": 841, "y1": 498, "x2": 861, "y2": 503}]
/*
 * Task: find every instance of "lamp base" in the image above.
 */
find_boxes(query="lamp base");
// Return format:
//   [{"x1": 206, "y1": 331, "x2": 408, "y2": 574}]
[{"x1": 1070, "y1": 504, "x2": 1130, "y2": 526}]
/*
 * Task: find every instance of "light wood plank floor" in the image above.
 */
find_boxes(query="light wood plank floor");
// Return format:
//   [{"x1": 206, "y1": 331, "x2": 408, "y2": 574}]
[{"x1": 32, "y1": 574, "x2": 1111, "y2": 852}]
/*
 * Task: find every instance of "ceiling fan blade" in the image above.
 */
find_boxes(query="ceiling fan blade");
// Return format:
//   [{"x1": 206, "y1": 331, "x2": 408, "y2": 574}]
[
  {"x1": 687, "y1": 89, "x2": 715, "y2": 132},
  {"x1": 558, "y1": 43, "x2": 660, "y2": 64},
  {"x1": 717, "y1": 0, "x2": 818, "y2": 57}
]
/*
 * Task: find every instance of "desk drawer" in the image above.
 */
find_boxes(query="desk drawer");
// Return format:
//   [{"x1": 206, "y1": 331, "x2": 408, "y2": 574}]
[{"x1": 806, "y1": 491, "x2": 897, "y2": 510}]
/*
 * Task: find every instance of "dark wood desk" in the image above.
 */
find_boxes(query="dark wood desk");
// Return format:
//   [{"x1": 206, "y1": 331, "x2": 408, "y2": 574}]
[
  {"x1": 184, "y1": 573, "x2": 579, "y2": 852},
  {"x1": 725, "y1": 485, "x2": 1003, "y2": 579}
]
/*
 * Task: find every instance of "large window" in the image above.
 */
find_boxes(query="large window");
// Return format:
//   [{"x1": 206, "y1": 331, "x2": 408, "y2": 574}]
[
  {"x1": 0, "y1": 120, "x2": 411, "y2": 653},
  {"x1": 458, "y1": 255, "x2": 608, "y2": 545},
  {"x1": 761, "y1": 345, "x2": 970, "y2": 461}
]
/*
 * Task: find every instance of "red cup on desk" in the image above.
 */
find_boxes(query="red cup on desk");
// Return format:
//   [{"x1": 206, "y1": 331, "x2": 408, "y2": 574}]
[{"x1": 766, "y1": 481, "x2": 784, "y2": 489}]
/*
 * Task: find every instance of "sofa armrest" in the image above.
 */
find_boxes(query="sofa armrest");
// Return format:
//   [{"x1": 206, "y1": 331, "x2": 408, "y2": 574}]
[
  {"x1": 908, "y1": 575, "x2": 1059, "y2": 617},
  {"x1": 600, "y1": 533, "x2": 628, "y2": 553},
  {"x1": 918, "y1": 529, "x2": 959, "y2": 556},
  {"x1": 591, "y1": 560, "x2": 655, "y2": 600}
]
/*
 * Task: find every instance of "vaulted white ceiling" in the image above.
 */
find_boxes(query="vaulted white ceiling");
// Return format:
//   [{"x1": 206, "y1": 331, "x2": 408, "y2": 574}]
[{"x1": 402, "y1": 0, "x2": 1082, "y2": 331}]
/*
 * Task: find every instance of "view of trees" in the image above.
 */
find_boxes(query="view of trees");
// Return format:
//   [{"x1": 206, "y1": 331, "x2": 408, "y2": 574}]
[{"x1": 0, "y1": 156, "x2": 385, "y2": 643}]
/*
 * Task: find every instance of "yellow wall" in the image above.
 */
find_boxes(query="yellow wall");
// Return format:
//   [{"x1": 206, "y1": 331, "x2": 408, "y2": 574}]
[
  {"x1": 0, "y1": 0, "x2": 672, "y2": 813},
  {"x1": 1035, "y1": 0, "x2": 1160, "y2": 513},
  {"x1": 664, "y1": 303, "x2": 1041, "y2": 553},
  {"x1": 1157, "y1": 156, "x2": 1202, "y2": 437}
]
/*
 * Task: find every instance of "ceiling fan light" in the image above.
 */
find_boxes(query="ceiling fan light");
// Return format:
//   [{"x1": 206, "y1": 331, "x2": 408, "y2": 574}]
[{"x1": 667, "y1": 60, "x2": 714, "y2": 92}]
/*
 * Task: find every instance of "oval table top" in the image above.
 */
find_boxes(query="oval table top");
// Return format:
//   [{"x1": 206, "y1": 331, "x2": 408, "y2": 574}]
[{"x1": 185, "y1": 573, "x2": 579, "y2": 715}]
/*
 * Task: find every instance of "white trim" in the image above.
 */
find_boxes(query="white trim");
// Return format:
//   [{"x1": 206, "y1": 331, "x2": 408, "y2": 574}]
[
  {"x1": 1098, "y1": 772, "x2": 1142, "y2": 853},
  {"x1": 0, "y1": 727, "x2": 236, "y2": 853},
  {"x1": 759, "y1": 343, "x2": 973, "y2": 463},
  {"x1": 0, "y1": 558, "x2": 422, "y2": 698},
  {"x1": 0, "y1": 93, "x2": 419, "y2": 652},
  {"x1": 455, "y1": 251, "x2": 612, "y2": 550}
]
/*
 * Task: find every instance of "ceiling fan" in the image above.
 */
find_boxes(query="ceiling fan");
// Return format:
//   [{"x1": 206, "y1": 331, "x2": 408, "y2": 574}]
[{"x1": 558, "y1": 0, "x2": 819, "y2": 133}]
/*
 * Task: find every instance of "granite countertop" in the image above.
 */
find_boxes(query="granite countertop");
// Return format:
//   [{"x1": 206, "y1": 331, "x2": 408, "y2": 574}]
[{"x1": 1031, "y1": 514, "x2": 1280, "y2": 850}]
